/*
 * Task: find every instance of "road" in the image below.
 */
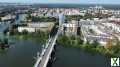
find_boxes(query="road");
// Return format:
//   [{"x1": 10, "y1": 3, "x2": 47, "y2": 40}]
[{"x1": 34, "y1": 30, "x2": 59, "y2": 67}]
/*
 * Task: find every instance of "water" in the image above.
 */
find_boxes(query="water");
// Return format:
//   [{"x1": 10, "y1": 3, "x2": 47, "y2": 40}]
[
  {"x1": 34, "y1": 4, "x2": 120, "y2": 10},
  {"x1": 52, "y1": 45, "x2": 110, "y2": 67},
  {"x1": 0, "y1": 40, "x2": 112, "y2": 67},
  {"x1": 0, "y1": 14, "x2": 42, "y2": 67},
  {"x1": 0, "y1": 39, "x2": 42, "y2": 67}
]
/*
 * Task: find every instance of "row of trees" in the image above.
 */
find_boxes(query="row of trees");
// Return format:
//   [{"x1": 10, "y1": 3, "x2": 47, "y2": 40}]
[
  {"x1": 31, "y1": 16, "x2": 57, "y2": 22},
  {"x1": 56, "y1": 34, "x2": 119, "y2": 57},
  {"x1": 9, "y1": 24, "x2": 49, "y2": 44},
  {"x1": 65, "y1": 15, "x2": 83, "y2": 21},
  {"x1": 56, "y1": 35, "x2": 84, "y2": 48},
  {"x1": 26, "y1": 14, "x2": 58, "y2": 22},
  {"x1": 83, "y1": 39, "x2": 120, "y2": 57},
  {"x1": 14, "y1": 29, "x2": 48, "y2": 44},
  {"x1": 65, "y1": 13, "x2": 112, "y2": 21}
]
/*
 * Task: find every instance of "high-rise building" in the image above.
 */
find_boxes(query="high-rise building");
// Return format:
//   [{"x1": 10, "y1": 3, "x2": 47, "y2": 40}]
[{"x1": 59, "y1": 13, "x2": 65, "y2": 26}]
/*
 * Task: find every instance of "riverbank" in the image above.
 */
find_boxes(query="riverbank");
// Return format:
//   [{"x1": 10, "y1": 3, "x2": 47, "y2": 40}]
[
  {"x1": 56, "y1": 35, "x2": 120, "y2": 57},
  {"x1": 11, "y1": 30, "x2": 48, "y2": 44}
]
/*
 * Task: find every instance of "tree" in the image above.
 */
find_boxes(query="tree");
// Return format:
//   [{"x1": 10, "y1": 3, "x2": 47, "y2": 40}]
[
  {"x1": 92, "y1": 40, "x2": 99, "y2": 48},
  {"x1": 21, "y1": 30, "x2": 28, "y2": 35},
  {"x1": 89, "y1": 29, "x2": 94, "y2": 34},
  {"x1": 9, "y1": 27, "x2": 14, "y2": 35},
  {"x1": 77, "y1": 38, "x2": 84, "y2": 45},
  {"x1": 63, "y1": 26, "x2": 66, "y2": 34},
  {"x1": 106, "y1": 38, "x2": 113, "y2": 49},
  {"x1": 4, "y1": 38, "x2": 8, "y2": 44},
  {"x1": 64, "y1": 19, "x2": 68, "y2": 23},
  {"x1": 111, "y1": 41, "x2": 120, "y2": 54},
  {"x1": 0, "y1": 18, "x2": 1, "y2": 21},
  {"x1": 71, "y1": 35, "x2": 76, "y2": 40},
  {"x1": 84, "y1": 13, "x2": 93, "y2": 20},
  {"x1": 26, "y1": 13, "x2": 32, "y2": 20}
]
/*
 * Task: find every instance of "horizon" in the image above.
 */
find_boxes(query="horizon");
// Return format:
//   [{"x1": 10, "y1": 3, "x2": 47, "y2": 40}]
[
  {"x1": 0, "y1": 0, "x2": 120, "y2": 5},
  {"x1": 0, "y1": 2, "x2": 120, "y2": 5}
]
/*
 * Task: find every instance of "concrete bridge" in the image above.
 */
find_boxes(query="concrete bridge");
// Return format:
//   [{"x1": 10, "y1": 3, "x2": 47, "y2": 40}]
[
  {"x1": 34, "y1": 12, "x2": 64, "y2": 67},
  {"x1": 34, "y1": 29, "x2": 59, "y2": 67}
]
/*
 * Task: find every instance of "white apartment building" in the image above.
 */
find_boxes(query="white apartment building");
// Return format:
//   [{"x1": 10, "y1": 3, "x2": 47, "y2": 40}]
[{"x1": 18, "y1": 22, "x2": 54, "y2": 33}]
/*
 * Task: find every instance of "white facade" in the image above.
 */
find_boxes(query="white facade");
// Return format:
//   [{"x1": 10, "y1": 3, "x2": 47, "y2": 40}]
[
  {"x1": 1, "y1": 14, "x2": 16, "y2": 21},
  {"x1": 18, "y1": 27, "x2": 35, "y2": 32}
]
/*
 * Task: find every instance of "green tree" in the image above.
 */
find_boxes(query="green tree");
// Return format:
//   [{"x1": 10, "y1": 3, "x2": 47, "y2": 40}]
[
  {"x1": 92, "y1": 40, "x2": 99, "y2": 48},
  {"x1": 0, "y1": 18, "x2": 1, "y2": 21},
  {"x1": 21, "y1": 30, "x2": 28, "y2": 35},
  {"x1": 77, "y1": 38, "x2": 84, "y2": 45}
]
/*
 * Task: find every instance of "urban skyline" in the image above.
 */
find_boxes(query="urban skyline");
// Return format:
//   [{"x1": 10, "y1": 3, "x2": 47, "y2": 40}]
[{"x1": 0, "y1": 0, "x2": 120, "y2": 4}]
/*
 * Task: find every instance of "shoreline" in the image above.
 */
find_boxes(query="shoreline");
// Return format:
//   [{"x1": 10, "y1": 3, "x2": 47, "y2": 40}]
[{"x1": 56, "y1": 35, "x2": 120, "y2": 58}]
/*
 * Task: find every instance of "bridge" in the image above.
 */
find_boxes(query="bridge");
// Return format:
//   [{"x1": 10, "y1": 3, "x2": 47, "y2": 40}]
[
  {"x1": 33, "y1": 12, "x2": 64, "y2": 67},
  {"x1": 34, "y1": 28, "x2": 60, "y2": 67}
]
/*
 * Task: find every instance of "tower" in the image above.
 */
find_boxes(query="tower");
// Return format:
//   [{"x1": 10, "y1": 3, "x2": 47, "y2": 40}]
[{"x1": 59, "y1": 13, "x2": 65, "y2": 26}]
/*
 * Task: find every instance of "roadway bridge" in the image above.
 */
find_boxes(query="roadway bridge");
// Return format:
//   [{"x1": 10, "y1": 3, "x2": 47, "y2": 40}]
[
  {"x1": 34, "y1": 12, "x2": 64, "y2": 67},
  {"x1": 34, "y1": 29, "x2": 59, "y2": 67}
]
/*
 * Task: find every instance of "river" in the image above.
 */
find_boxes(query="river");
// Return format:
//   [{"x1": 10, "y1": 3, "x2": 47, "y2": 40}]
[
  {"x1": 52, "y1": 45, "x2": 110, "y2": 67},
  {"x1": 0, "y1": 39, "x2": 42, "y2": 67},
  {"x1": 0, "y1": 14, "x2": 110, "y2": 67},
  {"x1": 0, "y1": 42, "x2": 111, "y2": 67},
  {"x1": 0, "y1": 14, "x2": 43, "y2": 67}
]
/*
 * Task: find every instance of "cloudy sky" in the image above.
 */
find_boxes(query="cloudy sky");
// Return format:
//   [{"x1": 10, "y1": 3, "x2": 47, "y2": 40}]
[{"x1": 0, "y1": 0, "x2": 119, "y2": 4}]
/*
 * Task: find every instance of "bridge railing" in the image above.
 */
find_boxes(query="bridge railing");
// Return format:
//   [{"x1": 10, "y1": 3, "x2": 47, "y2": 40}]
[
  {"x1": 34, "y1": 42, "x2": 52, "y2": 67},
  {"x1": 33, "y1": 37, "x2": 53, "y2": 67},
  {"x1": 33, "y1": 30, "x2": 59, "y2": 67}
]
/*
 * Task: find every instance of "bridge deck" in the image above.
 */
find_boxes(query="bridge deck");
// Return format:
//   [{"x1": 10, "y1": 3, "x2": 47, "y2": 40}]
[
  {"x1": 39, "y1": 37, "x2": 54, "y2": 67},
  {"x1": 34, "y1": 31, "x2": 58, "y2": 67}
]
